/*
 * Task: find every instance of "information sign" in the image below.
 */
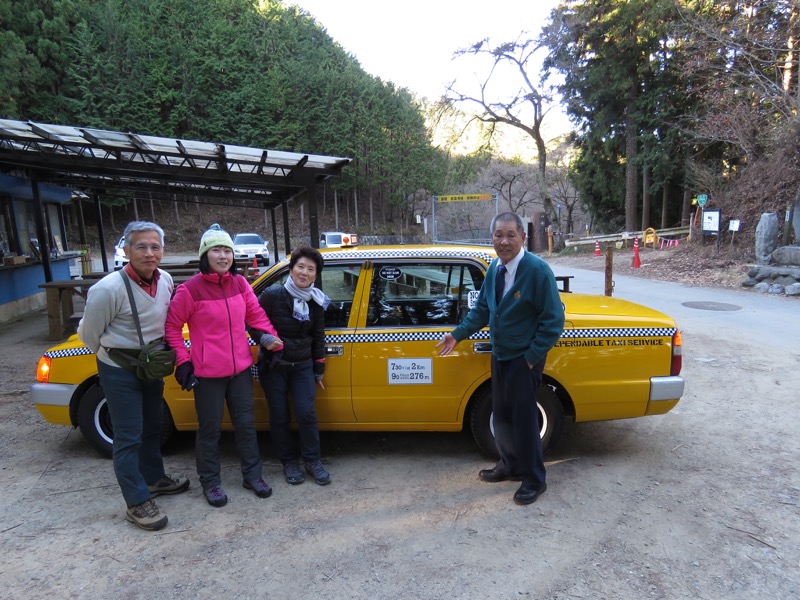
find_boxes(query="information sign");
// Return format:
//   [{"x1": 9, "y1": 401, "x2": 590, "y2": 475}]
[
  {"x1": 697, "y1": 194, "x2": 708, "y2": 207},
  {"x1": 702, "y1": 208, "x2": 721, "y2": 233},
  {"x1": 436, "y1": 194, "x2": 494, "y2": 203}
]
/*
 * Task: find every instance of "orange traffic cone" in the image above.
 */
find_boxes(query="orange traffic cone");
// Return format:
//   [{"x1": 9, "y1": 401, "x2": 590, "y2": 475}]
[
  {"x1": 594, "y1": 240, "x2": 601, "y2": 257},
  {"x1": 252, "y1": 256, "x2": 259, "y2": 275},
  {"x1": 632, "y1": 236, "x2": 641, "y2": 268}
]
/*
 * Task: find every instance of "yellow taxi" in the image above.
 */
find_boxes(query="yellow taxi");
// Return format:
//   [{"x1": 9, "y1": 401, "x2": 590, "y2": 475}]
[{"x1": 32, "y1": 244, "x2": 684, "y2": 458}]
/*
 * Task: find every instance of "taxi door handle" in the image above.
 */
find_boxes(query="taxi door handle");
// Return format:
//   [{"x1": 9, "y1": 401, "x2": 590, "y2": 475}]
[
  {"x1": 325, "y1": 345, "x2": 344, "y2": 357},
  {"x1": 473, "y1": 342, "x2": 493, "y2": 353}
]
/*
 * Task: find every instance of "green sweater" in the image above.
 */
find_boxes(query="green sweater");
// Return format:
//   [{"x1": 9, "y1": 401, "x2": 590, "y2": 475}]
[{"x1": 452, "y1": 252, "x2": 565, "y2": 365}]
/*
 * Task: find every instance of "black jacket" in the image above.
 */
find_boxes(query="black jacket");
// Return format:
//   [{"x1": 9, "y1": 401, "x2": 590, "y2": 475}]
[{"x1": 251, "y1": 285, "x2": 325, "y2": 376}]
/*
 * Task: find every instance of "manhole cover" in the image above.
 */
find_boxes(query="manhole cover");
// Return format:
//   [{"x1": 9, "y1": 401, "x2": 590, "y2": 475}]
[{"x1": 681, "y1": 301, "x2": 741, "y2": 311}]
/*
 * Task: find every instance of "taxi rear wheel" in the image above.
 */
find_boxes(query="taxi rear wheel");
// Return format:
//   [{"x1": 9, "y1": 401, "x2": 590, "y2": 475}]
[
  {"x1": 77, "y1": 383, "x2": 175, "y2": 458},
  {"x1": 469, "y1": 382, "x2": 564, "y2": 459}
]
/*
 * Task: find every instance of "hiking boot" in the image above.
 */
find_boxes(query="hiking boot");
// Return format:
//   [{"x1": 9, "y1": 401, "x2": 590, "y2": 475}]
[
  {"x1": 304, "y1": 460, "x2": 331, "y2": 486},
  {"x1": 283, "y1": 460, "x2": 305, "y2": 485},
  {"x1": 148, "y1": 474, "x2": 190, "y2": 498},
  {"x1": 125, "y1": 499, "x2": 168, "y2": 531},
  {"x1": 243, "y1": 478, "x2": 273, "y2": 498},
  {"x1": 204, "y1": 484, "x2": 228, "y2": 507}
]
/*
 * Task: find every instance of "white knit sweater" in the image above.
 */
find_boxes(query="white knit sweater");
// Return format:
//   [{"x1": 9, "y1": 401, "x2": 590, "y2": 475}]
[{"x1": 77, "y1": 270, "x2": 174, "y2": 367}]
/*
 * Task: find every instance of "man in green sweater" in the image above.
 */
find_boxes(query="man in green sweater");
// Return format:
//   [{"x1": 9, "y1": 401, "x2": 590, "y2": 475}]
[{"x1": 437, "y1": 212, "x2": 565, "y2": 505}]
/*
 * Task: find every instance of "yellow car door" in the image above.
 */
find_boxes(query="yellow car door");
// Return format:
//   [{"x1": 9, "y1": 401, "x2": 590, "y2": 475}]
[{"x1": 350, "y1": 259, "x2": 491, "y2": 427}]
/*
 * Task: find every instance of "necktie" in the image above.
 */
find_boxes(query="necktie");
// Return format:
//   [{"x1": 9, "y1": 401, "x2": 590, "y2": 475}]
[{"x1": 495, "y1": 264, "x2": 507, "y2": 305}]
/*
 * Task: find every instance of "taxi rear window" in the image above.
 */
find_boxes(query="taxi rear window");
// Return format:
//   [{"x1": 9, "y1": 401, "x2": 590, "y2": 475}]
[{"x1": 368, "y1": 262, "x2": 484, "y2": 327}]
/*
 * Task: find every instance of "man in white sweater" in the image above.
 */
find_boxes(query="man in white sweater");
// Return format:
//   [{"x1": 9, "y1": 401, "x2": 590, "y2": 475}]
[{"x1": 78, "y1": 221, "x2": 189, "y2": 530}]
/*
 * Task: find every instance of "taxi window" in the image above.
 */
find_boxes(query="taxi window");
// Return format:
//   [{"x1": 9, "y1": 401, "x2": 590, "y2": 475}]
[
  {"x1": 258, "y1": 264, "x2": 360, "y2": 329},
  {"x1": 367, "y1": 262, "x2": 483, "y2": 327}
]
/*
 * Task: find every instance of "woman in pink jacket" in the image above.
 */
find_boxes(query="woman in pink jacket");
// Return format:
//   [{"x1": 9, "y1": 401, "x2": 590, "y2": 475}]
[{"x1": 165, "y1": 228, "x2": 283, "y2": 508}]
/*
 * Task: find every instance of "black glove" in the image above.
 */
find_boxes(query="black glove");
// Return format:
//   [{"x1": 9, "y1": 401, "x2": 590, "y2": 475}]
[{"x1": 175, "y1": 362, "x2": 196, "y2": 391}]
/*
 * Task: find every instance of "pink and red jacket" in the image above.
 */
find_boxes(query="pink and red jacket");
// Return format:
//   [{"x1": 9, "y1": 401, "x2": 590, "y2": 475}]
[{"x1": 165, "y1": 271, "x2": 279, "y2": 378}]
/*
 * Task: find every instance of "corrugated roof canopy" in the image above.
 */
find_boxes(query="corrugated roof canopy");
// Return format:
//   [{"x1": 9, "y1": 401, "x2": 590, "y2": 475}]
[{"x1": 0, "y1": 119, "x2": 351, "y2": 209}]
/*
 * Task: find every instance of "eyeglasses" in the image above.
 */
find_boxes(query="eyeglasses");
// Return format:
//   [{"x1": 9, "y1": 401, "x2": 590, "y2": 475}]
[{"x1": 132, "y1": 243, "x2": 163, "y2": 253}]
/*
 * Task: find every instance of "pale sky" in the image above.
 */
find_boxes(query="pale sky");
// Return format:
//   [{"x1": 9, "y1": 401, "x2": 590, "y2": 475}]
[{"x1": 288, "y1": 0, "x2": 562, "y2": 102}]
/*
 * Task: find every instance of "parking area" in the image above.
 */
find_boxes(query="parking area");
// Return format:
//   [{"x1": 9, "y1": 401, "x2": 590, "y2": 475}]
[{"x1": 2, "y1": 273, "x2": 799, "y2": 599}]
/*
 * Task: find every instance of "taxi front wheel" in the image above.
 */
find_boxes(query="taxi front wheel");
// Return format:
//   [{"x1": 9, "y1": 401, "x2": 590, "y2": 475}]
[
  {"x1": 77, "y1": 383, "x2": 175, "y2": 458},
  {"x1": 469, "y1": 382, "x2": 564, "y2": 459}
]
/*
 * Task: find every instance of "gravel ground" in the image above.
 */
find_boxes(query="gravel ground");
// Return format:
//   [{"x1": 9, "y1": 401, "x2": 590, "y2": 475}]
[{"x1": 1, "y1": 250, "x2": 798, "y2": 599}]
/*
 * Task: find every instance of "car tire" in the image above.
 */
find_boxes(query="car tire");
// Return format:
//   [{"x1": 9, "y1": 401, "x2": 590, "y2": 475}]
[
  {"x1": 77, "y1": 383, "x2": 176, "y2": 458},
  {"x1": 469, "y1": 381, "x2": 564, "y2": 459}
]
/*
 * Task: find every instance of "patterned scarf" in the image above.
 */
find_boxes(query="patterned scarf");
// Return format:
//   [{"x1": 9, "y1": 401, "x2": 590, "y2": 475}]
[{"x1": 284, "y1": 275, "x2": 330, "y2": 321}]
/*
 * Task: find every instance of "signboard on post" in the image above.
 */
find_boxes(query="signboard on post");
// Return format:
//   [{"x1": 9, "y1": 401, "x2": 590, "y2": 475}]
[
  {"x1": 431, "y1": 193, "x2": 498, "y2": 242},
  {"x1": 697, "y1": 193, "x2": 708, "y2": 207},
  {"x1": 702, "y1": 208, "x2": 721, "y2": 234},
  {"x1": 435, "y1": 194, "x2": 495, "y2": 202}
]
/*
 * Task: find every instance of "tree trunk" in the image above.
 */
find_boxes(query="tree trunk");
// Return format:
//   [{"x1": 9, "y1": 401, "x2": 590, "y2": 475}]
[
  {"x1": 681, "y1": 180, "x2": 692, "y2": 227},
  {"x1": 661, "y1": 186, "x2": 669, "y2": 229},
  {"x1": 641, "y1": 165, "x2": 650, "y2": 230},
  {"x1": 334, "y1": 189, "x2": 339, "y2": 229},
  {"x1": 624, "y1": 98, "x2": 639, "y2": 231}
]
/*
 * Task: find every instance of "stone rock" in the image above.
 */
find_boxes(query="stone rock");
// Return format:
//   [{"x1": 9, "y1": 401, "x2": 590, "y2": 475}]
[
  {"x1": 786, "y1": 283, "x2": 800, "y2": 296},
  {"x1": 769, "y1": 245, "x2": 800, "y2": 266},
  {"x1": 741, "y1": 278, "x2": 758, "y2": 288},
  {"x1": 768, "y1": 284, "x2": 785, "y2": 294},
  {"x1": 794, "y1": 194, "x2": 800, "y2": 241},
  {"x1": 774, "y1": 276, "x2": 796, "y2": 286},
  {"x1": 755, "y1": 213, "x2": 779, "y2": 264},
  {"x1": 753, "y1": 282, "x2": 770, "y2": 293}
]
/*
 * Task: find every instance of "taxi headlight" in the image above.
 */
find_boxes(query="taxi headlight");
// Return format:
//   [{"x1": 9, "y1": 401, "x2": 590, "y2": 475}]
[{"x1": 36, "y1": 356, "x2": 51, "y2": 383}]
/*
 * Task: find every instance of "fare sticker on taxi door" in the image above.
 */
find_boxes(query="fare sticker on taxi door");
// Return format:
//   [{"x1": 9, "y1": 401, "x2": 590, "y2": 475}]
[{"x1": 388, "y1": 359, "x2": 432, "y2": 384}]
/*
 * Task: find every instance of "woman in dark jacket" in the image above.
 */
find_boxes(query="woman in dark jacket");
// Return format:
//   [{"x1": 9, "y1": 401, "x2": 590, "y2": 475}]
[{"x1": 254, "y1": 246, "x2": 331, "y2": 486}]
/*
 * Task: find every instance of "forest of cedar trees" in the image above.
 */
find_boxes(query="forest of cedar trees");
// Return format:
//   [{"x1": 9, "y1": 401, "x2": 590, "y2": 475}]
[{"x1": 2, "y1": 0, "x2": 799, "y2": 255}]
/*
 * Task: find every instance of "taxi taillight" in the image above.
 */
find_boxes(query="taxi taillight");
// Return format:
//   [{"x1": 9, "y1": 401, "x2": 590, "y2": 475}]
[
  {"x1": 36, "y1": 356, "x2": 51, "y2": 383},
  {"x1": 671, "y1": 331, "x2": 682, "y2": 376}
]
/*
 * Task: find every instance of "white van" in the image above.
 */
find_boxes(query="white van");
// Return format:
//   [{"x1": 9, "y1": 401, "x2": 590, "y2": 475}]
[{"x1": 319, "y1": 231, "x2": 358, "y2": 248}]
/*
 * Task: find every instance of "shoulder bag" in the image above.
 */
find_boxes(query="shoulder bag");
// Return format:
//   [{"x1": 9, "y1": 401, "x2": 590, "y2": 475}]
[{"x1": 106, "y1": 271, "x2": 176, "y2": 381}]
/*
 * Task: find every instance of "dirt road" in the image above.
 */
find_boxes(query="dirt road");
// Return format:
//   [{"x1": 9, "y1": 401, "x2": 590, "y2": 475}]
[{"x1": 1, "y1": 265, "x2": 798, "y2": 599}]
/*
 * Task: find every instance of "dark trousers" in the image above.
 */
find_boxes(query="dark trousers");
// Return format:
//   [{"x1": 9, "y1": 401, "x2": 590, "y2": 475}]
[
  {"x1": 259, "y1": 359, "x2": 321, "y2": 464},
  {"x1": 193, "y1": 368, "x2": 263, "y2": 488},
  {"x1": 97, "y1": 359, "x2": 166, "y2": 507},
  {"x1": 490, "y1": 355, "x2": 547, "y2": 488}
]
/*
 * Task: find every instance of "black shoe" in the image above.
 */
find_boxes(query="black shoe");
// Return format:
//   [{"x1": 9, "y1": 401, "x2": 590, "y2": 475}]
[
  {"x1": 479, "y1": 468, "x2": 522, "y2": 483},
  {"x1": 304, "y1": 460, "x2": 331, "y2": 486},
  {"x1": 243, "y1": 478, "x2": 273, "y2": 499},
  {"x1": 283, "y1": 460, "x2": 305, "y2": 485},
  {"x1": 514, "y1": 482, "x2": 547, "y2": 505}
]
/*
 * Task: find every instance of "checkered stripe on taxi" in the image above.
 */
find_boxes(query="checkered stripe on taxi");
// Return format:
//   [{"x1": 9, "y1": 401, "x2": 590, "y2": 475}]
[
  {"x1": 561, "y1": 327, "x2": 677, "y2": 338},
  {"x1": 322, "y1": 248, "x2": 494, "y2": 263},
  {"x1": 44, "y1": 339, "x2": 194, "y2": 358},
  {"x1": 325, "y1": 331, "x2": 491, "y2": 344},
  {"x1": 44, "y1": 347, "x2": 94, "y2": 358}
]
